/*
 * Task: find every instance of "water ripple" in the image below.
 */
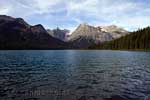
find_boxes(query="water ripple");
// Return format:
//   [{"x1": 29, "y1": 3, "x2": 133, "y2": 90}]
[{"x1": 0, "y1": 50, "x2": 150, "y2": 100}]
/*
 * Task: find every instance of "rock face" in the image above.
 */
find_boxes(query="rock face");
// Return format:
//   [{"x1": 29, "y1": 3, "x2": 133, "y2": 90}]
[
  {"x1": 0, "y1": 15, "x2": 66, "y2": 49},
  {"x1": 47, "y1": 28, "x2": 70, "y2": 41},
  {"x1": 101, "y1": 25, "x2": 128, "y2": 39},
  {"x1": 68, "y1": 23, "x2": 129, "y2": 48}
]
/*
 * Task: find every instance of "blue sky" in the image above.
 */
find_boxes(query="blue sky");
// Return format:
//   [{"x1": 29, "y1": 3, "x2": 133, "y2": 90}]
[{"x1": 0, "y1": 0, "x2": 150, "y2": 32}]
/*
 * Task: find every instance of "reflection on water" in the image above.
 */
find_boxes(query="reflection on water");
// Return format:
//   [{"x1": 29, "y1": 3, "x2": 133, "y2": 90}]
[{"x1": 0, "y1": 50, "x2": 150, "y2": 100}]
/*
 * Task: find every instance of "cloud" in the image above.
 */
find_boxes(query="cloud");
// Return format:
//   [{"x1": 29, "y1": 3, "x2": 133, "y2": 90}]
[{"x1": 0, "y1": 0, "x2": 150, "y2": 31}]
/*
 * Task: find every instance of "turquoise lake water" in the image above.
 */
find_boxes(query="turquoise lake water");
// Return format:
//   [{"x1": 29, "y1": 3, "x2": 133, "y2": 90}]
[{"x1": 0, "y1": 50, "x2": 150, "y2": 100}]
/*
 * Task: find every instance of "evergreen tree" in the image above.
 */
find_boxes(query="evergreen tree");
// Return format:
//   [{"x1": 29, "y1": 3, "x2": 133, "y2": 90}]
[{"x1": 89, "y1": 27, "x2": 150, "y2": 50}]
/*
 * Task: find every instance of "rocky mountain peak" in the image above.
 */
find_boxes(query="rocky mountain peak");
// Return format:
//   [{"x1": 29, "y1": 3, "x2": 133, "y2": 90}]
[
  {"x1": 31, "y1": 24, "x2": 47, "y2": 34},
  {"x1": 79, "y1": 22, "x2": 89, "y2": 27},
  {"x1": 47, "y1": 28, "x2": 70, "y2": 41},
  {"x1": 101, "y1": 25, "x2": 128, "y2": 33},
  {"x1": 15, "y1": 18, "x2": 29, "y2": 27},
  {"x1": 108, "y1": 25, "x2": 117, "y2": 28},
  {"x1": 68, "y1": 23, "x2": 129, "y2": 48},
  {"x1": 33, "y1": 24, "x2": 44, "y2": 29}
]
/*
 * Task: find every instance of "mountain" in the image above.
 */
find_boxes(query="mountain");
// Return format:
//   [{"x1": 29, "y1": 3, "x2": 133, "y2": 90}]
[
  {"x1": 0, "y1": 15, "x2": 67, "y2": 49},
  {"x1": 89, "y1": 27, "x2": 150, "y2": 50},
  {"x1": 47, "y1": 28, "x2": 70, "y2": 41},
  {"x1": 101, "y1": 25, "x2": 128, "y2": 38},
  {"x1": 68, "y1": 23, "x2": 129, "y2": 48}
]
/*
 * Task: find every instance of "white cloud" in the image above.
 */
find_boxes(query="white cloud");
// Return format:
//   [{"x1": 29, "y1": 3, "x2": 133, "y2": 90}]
[
  {"x1": 0, "y1": 0, "x2": 11, "y2": 15},
  {"x1": 0, "y1": 0, "x2": 65, "y2": 17},
  {"x1": 117, "y1": 16, "x2": 150, "y2": 31},
  {"x1": 0, "y1": 8, "x2": 10, "y2": 15},
  {"x1": 65, "y1": 0, "x2": 150, "y2": 31},
  {"x1": 0, "y1": 0, "x2": 150, "y2": 31}
]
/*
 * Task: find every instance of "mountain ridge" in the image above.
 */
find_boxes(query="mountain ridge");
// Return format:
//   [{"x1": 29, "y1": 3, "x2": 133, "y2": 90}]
[
  {"x1": 68, "y1": 23, "x2": 129, "y2": 48},
  {"x1": 0, "y1": 15, "x2": 67, "y2": 49}
]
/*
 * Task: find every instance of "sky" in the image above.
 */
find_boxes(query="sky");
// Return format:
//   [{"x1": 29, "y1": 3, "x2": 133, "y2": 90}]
[{"x1": 0, "y1": 0, "x2": 150, "y2": 32}]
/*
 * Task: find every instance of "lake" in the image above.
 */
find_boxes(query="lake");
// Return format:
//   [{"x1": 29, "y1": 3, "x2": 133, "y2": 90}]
[{"x1": 0, "y1": 50, "x2": 150, "y2": 100}]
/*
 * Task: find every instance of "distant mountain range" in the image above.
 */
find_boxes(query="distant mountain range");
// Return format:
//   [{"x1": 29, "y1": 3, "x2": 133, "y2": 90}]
[
  {"x1": 0, "y1": 15, "x2": 149, "y2": 50},
  {"x1": 67, "y1": 23, "x2": 129, "y2": 48}
]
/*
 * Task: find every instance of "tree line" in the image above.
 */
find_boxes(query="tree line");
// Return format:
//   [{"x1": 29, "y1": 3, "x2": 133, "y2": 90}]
[{"x1": 89, "y1": 27, "x2": 150, "y2": 50}]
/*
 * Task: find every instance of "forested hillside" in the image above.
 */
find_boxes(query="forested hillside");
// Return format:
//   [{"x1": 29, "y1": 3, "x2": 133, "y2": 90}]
[{"x1": 89, "y1": 27, "x2": 150, "y2": 50}]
